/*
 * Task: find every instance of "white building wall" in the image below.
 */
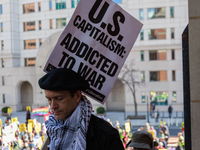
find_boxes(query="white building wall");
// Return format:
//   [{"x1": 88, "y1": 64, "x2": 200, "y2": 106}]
[{"x1": 0, "y1": 0, "x2": 188, "y2": 112}]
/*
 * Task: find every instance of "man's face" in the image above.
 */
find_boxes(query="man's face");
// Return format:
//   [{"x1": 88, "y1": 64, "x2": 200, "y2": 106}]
[{"x1": 45, "y1": 90, "x2": 81, "y2": 121}]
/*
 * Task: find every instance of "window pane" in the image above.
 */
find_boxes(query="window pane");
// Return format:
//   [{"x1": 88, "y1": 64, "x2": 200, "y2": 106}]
[
  {"x1": 170, "y1": 7, "x2": 174, "y2": 18},
  {"x1": 112, "y1": 0, "x2": 122, "y2": 3},
  {"x1": 24, "y1": 39, "x2": 36, "y2": 49},
  {"x1": 1, "y1": 22, "x2": 3, "y2": 32},
  {"x1": 56, "y1": 18, "x2": 66, "y2": 28},
  {"x1": 56, "y1": 0, "x2": 66, "y2": 10},
  {"x1": 38, "y1": 2, "x2": 41, "y2": 12},
  {"x1": 141, "y1": 71, "x2": 145, "y2": 82},
  {"x1": 50, "y1": 19, "x2": 53, "y2": 29},
  {"x1": 150, "y1": 91, "x2": 168, "y2": 105},
  {"x1": 71, "y1": 0, "x2": 75, "y2": 8},
  {"x1": 0, "y1": 5, "x2": 3, "y2": 14},
  {"x1": 49, "y1": 1, "x2": 52, "y2": 10},
  {"x1": 1, "y1": 58, "x2": 4, "y2": 68},
  {"x1": 139, "y1": 9, "x2": 143, "y2": 20},
  {"x1": 149, "y1": 50, "x2": 157, "y2": 60},
  {"x1": 148, "y1": 7, "x2": 165, "y2": 19},
  {"x1": 140, "y1": 30, "x2": 144, "y2": 40},
  {"x1": 158, "y1": 50, "x2": 166, "y2": 60},
  {"x1": 150, "y1": 71, "x2": 158, "y2": 81},
  {"x1": 171, "y1": 28, "x2": 174, "y2": 39},
  {"x1": 2, "y1": 76, "x2": 4, "y2": 85},
  {"x1": 39, "y1": 39, "x2": 42, "y2": 46},
  {"x1": 141, "y1": 51, "x2": 144, "y2": 61},
  {"x1": 148, "y1": 29, "x2": 166, "y2": 40},
  {"x1": 172, "y1": 91, "x2": 176, "y2": 102},
  {"x1": 171, "y1": 49, "x2": 175, "y2": 60},
  {"x1": 172, "y1": 70, "x2": 176, "y2": 81},
  {"x1": 23, "y1": 21, "x2": 35, "y2": 31},
  {"x1": 1, "y1": 40, "x2": 4, "y2": 50},
  {"x1": 23, "y1": 3, "x2": 35, "y2": 14},
  {"x1": 3, "y1": 94, "x2": 5, "y2": 103},
  {"x1": 142, "y1": 92, "x2": 146, "y2": 103},
  {"x1": 159, "y1": 71, "x2": 167, "y2": 81},
  {"x1": 39, "y1": 21, "x2": 41, "y2": 30},
  {"x1": 25, "y1": 58, "x2": 36, "y2": 66}
]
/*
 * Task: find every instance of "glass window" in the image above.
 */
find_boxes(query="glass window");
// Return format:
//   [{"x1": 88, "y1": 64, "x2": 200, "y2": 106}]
[
  {"x1": 3, "y1": 94, "x2": 5, "y2": 103},
  {"x1": 49, "y1": 1, "x2": 52, "y2": 10},
  {"x1": 0, "y1": 5, "x2": 3, "y2": 14},
  {"x1": 139, "y1": 9, "x2": 143, "y2": 20},
  {"x1": 149, "y1": 50, "x2": 166, "y2": 60},
  {"x1": 150, "y1": 91, "x2": 168, "y2": 105},
  {"x1": 171, "y1": 28, "x2": 174, "y2": 39},
  {"x1": 0, "y1": 22, "x2": 2, "y2": 32},
  {"x1": 148, "y1": 7, "x2": 165, "y2": 19},
  {"x1": 1, "y1": 58, "x2": 4, "y2": 68},
  {"x1": 172, "y1": 91, "x2": 177, "y2": 102},
  {"x1": 141, "y1": 51, "x2": 144, "y2": 61},
  {"x1": 141, "y1": 71, "x2": 145, "y2": 82},
  {"x1": 50, "y1": 19, "x2": 53, "y2": 29},
  {"x1": 112, "y1": 0, "x2": 122, "y2": 3},
  {"x1": 2, "y1": 76, "x2": 4, "y2": 85},
  {"x1": 172, "y1": 70, "x2": 176, "y2": 81},
  {"x1": 23, "y1": 21, "x2": 35, "y2": 31},
  {"x1": 142, "y1": 92, "x2": 146, "y2": 103},
  {"x1": 56, "y1": 18, "x2": 66, "y2": 28},
  {"x1": 39, "y1": 39, "x2": 42, "y2": 46},
  {"x1": 56, "y1": 0, "x2": 66, "y2": 10},
  {"x1": 23, "y1": 3, "x2": 35, "y2": 14},
  {"x1": 24, "y1": 58, "x2": 36, "y2": 66},
  {"x1": 24, "y1": 39, "x2": 36, "y2": 49},
  {"x1": 140, "y1": 30, "x2": 144, "y2": 40},
  {"x1": 71, "y1": 0, "x2": 80, "y2": 8},
  {"x1": 38, "y1": 2, "x2": 41, "y2": 12},
  {"x1": 150, "y1": 71, "x2": 167, "y2": 81},
  {"x1": 39, "y1": 20, "x2": 41, "y2": 30},
  {"x1": 170, "y1": 7, "x2": 174, "y2": 18},
  {"x1": 171, "y1": 49, "x2": 175, "y2": 60},
  {"x1": 1, "y1": 40, "x2": 4, "y2": 50},
  {"x1": 148, "y1": 28, "x2": 166, "y2": 40}
]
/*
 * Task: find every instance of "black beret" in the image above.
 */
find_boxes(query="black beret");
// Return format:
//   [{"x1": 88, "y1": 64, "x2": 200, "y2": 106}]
[{"x1": 38, "y1": 68, "x2": 89, "y2": 91}]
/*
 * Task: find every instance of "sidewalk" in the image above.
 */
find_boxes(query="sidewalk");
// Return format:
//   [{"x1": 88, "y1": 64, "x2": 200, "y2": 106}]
[{"x1": 0, "y1": 111, "x2": 184, "y2": 128}]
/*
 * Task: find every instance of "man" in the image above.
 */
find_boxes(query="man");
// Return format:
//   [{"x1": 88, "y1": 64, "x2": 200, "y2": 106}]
[
  {"x1": 126, "y1": 130, "x2": 153, "y2": 150},
  {"x1": 168, "y1": 105, "x2": 173, "y2": 118},
  {"x1": 39, "y1": 68, "x2": 124, "y2": 150}
]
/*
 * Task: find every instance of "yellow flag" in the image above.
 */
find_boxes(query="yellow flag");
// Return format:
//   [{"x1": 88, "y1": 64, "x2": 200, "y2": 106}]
[
  {"x1": 11, "y1": 117, "x2": 18, "y2": 123},
  {"x1": 26, "y1": 106, "x2": 31, "y2": 111},
  {"x1": 0, "y1": 119, "x2": 2, "y2": 126},
  {"x1": 7, "y1": 108, "x2": 12, "y2": 114},
  {"x1": 27, "y1": 123, "x2": 33, "y2": 133},
  {"x1": 36, "y1": 123, "x2": 41, "y2": 132},
  {"x1": 28, "y1": 119, "x2": 34, "y2": 127},
  {"x1": 125, "y1": 122, "x2": 131, "y2": 133},
  {"x1": 19, "y1": 123, "x2": 26, "y2": 132}
]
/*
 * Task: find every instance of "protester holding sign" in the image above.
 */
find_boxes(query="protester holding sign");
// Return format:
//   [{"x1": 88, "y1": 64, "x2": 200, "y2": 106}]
[{"x1": 39, "y1": 68, "x2": 124, "y2": 150}]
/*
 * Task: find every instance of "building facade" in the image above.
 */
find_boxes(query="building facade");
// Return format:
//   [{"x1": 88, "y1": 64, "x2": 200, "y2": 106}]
[{"x1": 0, "y1": 0, "x2": 188, "y2": 112}]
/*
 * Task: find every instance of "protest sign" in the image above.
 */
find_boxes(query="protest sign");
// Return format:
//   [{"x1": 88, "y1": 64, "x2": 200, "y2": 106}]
[
  {"x1": 26, "y1": 106, "x2": 31, "y2": 111},
  {"x1": 27, "y1": 123, "x2": 33, "y2": 133},
  {"x1": 125, "y1": 122, "x2": 131, "y2": 133},
  {"x1": 19, "y1": 123, "x2": 26, "y2": 132},
  {"x1": 44, "y1": 0, "x2": 143, "y2": 104},
  {"x1": 36, "y1": 123, "x2": 41, "y2": 132}
]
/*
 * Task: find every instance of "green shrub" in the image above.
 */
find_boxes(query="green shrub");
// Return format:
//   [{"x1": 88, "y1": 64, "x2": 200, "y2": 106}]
[
  {"x1": 96, "y1": 107, "x2": 105, "y2": 114},
  {"x1": 2, "y1": 107, "x2": 10, "y2": 113}
]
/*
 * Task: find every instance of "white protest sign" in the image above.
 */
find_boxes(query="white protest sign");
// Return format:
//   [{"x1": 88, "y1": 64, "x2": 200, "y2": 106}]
[{"x1": 44, "y1": 0, "x2": 143, "y2": 104}]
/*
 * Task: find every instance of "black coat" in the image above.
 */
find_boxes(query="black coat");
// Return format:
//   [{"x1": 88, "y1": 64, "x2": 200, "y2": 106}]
[{"x1": 86, "y1": 114, "x2": 124, "y2": 150}]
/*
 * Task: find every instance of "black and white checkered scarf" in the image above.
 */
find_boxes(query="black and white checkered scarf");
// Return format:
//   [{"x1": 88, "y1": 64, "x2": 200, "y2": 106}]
[{"x1": 45, "y1": 95, "x2": 92, "y2": 150}]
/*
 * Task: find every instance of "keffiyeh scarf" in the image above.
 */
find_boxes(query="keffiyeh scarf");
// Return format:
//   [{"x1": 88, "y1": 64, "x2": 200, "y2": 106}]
[{"x1": 45, "y1": 96, "x2": 92, "y2": 150}]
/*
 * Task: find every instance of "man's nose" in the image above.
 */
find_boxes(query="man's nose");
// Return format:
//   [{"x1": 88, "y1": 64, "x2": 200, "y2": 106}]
[{"x1": 50, "y1": 100, "x2": 58, "y2": 109}]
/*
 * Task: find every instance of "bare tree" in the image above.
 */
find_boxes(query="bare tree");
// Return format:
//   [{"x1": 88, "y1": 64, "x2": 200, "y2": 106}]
[{"x1": 118, "y1": 60, "x2": 144, "y2": 117}]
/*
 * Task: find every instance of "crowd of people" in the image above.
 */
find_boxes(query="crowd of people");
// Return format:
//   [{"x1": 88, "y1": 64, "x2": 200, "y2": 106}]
[
  {"x1": 106, "y1": 118, "x2": 185, "y2": 150},
  {"x1": 0, "y1": 115, "x2": 47, "y2": 150}
]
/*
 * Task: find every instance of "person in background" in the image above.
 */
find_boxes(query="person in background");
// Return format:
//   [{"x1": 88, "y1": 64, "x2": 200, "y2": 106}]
[
  {"x1": 160, "y1": 137, "x2": 167, "y2": 148},
  {"x1": 126, "y1": 131, "x2": 153, "y2": 150},
  {"x1": 151, "y1": 103, "x2": 155, "y2": 117},
  {"x1": 168, "y1": 105, "x2": 173, "y2": 118},
  {"x1": 150, "y1": 126, "x2": 157, "y2": 140},
  {"x1": 26, "y1": 110, "x2": 31, "y2": 123}
]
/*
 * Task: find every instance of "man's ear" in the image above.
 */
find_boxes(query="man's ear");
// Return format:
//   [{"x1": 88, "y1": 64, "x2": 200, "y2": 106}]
[{"x1": 75, "y1": 90, "x2": 82, "y2": 102}]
